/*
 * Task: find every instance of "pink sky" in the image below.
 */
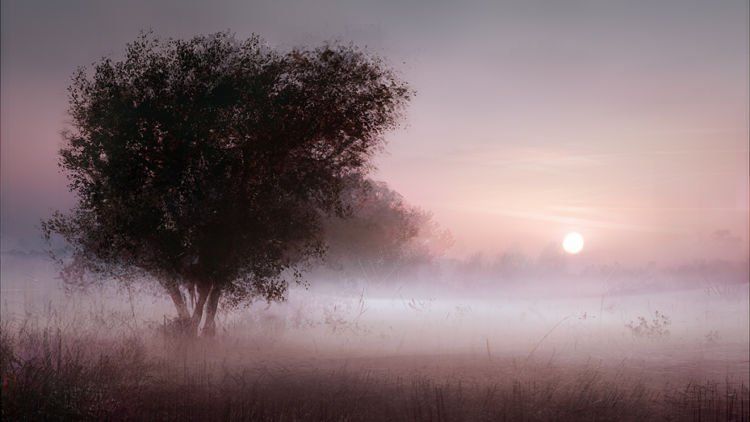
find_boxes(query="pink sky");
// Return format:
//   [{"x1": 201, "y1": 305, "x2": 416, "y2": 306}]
[{"x1": 2, "y1": 0, "x2": 748, "y2": 265}]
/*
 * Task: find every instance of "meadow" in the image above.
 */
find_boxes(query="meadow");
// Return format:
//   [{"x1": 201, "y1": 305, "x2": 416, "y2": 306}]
[{"x1": 1, "y1": 252, "x2": 748, "y2": 421}]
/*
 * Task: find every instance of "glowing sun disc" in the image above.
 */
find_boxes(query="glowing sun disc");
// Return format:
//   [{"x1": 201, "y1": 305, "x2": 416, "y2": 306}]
[{"x1": 562, "y1": 232, "x2": 584, "y2": 254}]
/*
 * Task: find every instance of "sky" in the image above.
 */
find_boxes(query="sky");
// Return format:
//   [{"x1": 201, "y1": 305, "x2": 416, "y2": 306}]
[{"x1": 1, "y1": 0, "x2": 748, "y2": 265}]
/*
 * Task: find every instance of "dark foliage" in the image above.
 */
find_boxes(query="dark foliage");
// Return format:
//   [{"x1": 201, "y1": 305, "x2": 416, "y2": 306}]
[
  {"x1": 42, "y1": 32, "x2": 411, "y2": 334},
  {"x1": 321, "y1": 176, "x2": 452, "y2": 282}
]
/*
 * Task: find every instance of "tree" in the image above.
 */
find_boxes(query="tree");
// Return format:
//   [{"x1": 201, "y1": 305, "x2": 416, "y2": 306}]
[
  {"x1": 320, "y1": 176, "x2": 452, "y2": 282},
  {"x1": 42, "y1": 32, "x2": 411, "y2": 336}
]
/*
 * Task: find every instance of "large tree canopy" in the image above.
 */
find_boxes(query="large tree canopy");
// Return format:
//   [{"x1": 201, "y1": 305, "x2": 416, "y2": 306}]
[{"x1": 42, "y1": 32, "x2": 411, "y2": 335}]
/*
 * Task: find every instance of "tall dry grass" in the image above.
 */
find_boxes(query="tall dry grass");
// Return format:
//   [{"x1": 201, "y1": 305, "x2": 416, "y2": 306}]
[{"x1": 1, "y1": 317, "x2": 748, "y2": 421}]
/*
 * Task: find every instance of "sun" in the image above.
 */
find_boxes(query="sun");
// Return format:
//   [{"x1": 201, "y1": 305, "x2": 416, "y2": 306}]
[{"x1": 562, "y1": 232, "x2": 584, "y2": 254}]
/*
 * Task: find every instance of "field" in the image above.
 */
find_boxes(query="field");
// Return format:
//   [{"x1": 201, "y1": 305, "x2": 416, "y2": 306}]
[
  {"x1": 1, "y1": 253, "x2": 748, "y2": 421},
  {"x1": 1, "y1": 324, "x2": 748, "y2": 421}
]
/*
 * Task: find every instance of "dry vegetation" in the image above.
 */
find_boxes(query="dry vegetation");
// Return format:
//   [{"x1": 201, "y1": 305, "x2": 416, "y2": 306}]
[
  {"x1": 2, "y1": 255, "x2": 748, "y2": 421},
  {"x1": 1, "y1": 313, "x2": 748, "y2": 421}
]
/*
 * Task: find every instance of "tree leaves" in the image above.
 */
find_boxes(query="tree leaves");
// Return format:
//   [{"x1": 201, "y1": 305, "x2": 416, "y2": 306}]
[{"x1": 45, "y1": 32, "x2": 412, "y2": 305}]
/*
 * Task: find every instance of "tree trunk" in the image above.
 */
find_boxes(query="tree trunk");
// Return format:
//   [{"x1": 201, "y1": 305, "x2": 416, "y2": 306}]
[
  {"x1": 163, "y1": 280, "x2": 223, "y2": 338},
  {"x1": 189, "y1": 284, "x2": 212, "y2": 337},
  {"x1": 164, "y1": 282, "x2": 190, "y2": 340},
  {"x1": 166, "y1": 282, "x2": 191, "y2": 321},
  {"x1": 188, "y1": 283, "x2": 197, "y2": 308},
  {"x1": 202, "y1": 287, "x2": 222, "y2": 337}
]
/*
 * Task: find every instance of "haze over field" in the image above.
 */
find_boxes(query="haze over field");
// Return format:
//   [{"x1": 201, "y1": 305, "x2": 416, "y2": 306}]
[{"x1": 1, "y1": 1, "x2": 748, "y2": 420}]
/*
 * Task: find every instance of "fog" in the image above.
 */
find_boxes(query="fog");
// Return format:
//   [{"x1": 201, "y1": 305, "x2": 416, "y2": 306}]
[
  {"x1": 4, "y1": 249, "x2": 747, "y2": 361},
  {"x1": 2, "y1": 246, "x2": 749, "y2": 419},
  {"x1": 2, "y1": 1, "x2": 748, "y2": 419}
]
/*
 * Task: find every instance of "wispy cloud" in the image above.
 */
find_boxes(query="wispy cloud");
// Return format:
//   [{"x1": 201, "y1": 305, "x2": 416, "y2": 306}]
[{"x1": 473, "y1": 208, "x2": 686, "y2": 234}]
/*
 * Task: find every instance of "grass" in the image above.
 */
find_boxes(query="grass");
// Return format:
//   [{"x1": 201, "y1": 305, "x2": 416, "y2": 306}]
[{"x1": 1, "y1": 321, "x2": 748, "y2": 421}]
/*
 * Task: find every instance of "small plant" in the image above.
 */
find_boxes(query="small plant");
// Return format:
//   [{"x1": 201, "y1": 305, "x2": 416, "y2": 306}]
[
  {"x1": 625, "y1": 310, "x2": 671, "y2": 339},
  {"x1": 323, "y1": 304, "x2": 349, "y2": 333},
  {"x1": 321, "y1": 301, "x2": 372, "y2": 336},
  {"x1": 705, "y1": 330, "x2": 720, "y2": 345}
]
